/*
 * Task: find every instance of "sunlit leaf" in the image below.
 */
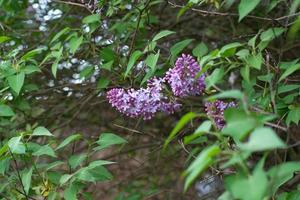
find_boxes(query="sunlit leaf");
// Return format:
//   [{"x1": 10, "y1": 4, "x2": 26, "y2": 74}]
[
  {"x1": 238, "y1": 0, "x2": 261, "y2": 21},
  {"x1": 0, "y1": 104, "x2": 15, "y2": 117},
  {"x1": 32, "y1": 126, "x2": 53, "y2": 137},
  {"x1": 238, "y1": 127, "x2": 286, "y2": 151},
  {"x1": 56, "y1": 134, "x2": 82, "y2": 150},
  {"x1": 8, "y1": 136, "x2": 25, "y2": 154},
  {"x1": 152, "y1": 30, "x2": 175, "y2": 41},
  {"x1": 7, "y1": 72, "x2": 25, "y2": 95}
]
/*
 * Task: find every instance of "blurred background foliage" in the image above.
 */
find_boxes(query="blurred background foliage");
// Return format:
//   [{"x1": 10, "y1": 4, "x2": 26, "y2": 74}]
[{"x1": 0, "y1": 0, "x2": 300, "y2": 199}]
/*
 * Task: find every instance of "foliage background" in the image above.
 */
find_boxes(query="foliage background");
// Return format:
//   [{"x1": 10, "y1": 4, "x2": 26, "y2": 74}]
[{"x1": 0, "y1": 0, "x2": 300, "y2": 199}]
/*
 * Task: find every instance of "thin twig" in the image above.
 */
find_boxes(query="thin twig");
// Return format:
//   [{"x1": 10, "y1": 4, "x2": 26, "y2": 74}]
[
  {"x1": 167, "y1": 1, "x2": 300, "y2": 22},
  {"x1": 264, "y1": 122, "x2": 288, "y2": 132},
  {"x1": 9, "y1": 149, "x2": 30, "y2": 200},
  {"x1": 113, "y1": 123, "x2": 157, "y2": 138},
  {"x1": 128, "y1": 0, "x2": 152, "y2": 56},
  {"x1": 52, "y1": 0, "x2": 92, "y2": 13}
]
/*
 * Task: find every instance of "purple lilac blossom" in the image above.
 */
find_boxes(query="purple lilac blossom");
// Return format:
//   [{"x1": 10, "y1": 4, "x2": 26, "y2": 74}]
[
  {"x1": 165, "y1": 54, "x2": 205, "y2": 97},
  {"x1": 205, "y1": 100, "x2": 236, "y2": 129},
  {"x1": 107, "y1": 77, "x2": 181, "y2": 120}
]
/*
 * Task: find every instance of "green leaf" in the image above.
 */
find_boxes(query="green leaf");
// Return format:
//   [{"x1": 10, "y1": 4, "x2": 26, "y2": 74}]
[
  {"x1": 0, "y1": 36, "x2": 11, "y2": 44},
  {"x1": 97, "y1": 77, "x2": 110, "y2": 89},
  {"x1": 50, "y1": 27, "x2": 70, "y2": 44},
  {"x1": 22, "y1": 65, "x2": 41, "y2": 74},
  {"x1": 219, "y1": 42, "x2": 242, "y2": 57},
  {"x1": 51, "y1": 60, "x2": 59, "y2": 78},
  {"x1": 88, "y1": 160, "x2": 115, "y2": 168},
  {"x1": 64, "y1": 182, "x2": 81, "y2": 200},
  {"x1": 258, "y1": 27, "x2": 285, "y2": 50},
  {"x1": 56, "y1": 134, "x2": 82, "y2": 150},
  {"x1": 68, "y1": 154, "x2": 87, "y2": 169},
  {"x1": 0, "y1": 157, "x2": 10, "y2": 175},
  {"x1": 225, "y1": 164, "x2": 268, "y2": 200},
  {"x1": 205, "y1": 68, "x2": 225, "y2": 90},
  {"x1": 80, "y1": 66, "x2": 94, "y2": 79},
  {"x1": 221, "y1": 151, "x2": 250, "y2": 169},
  {"x1": 184, "y1": 145, "x2": 220, "y2": 191},
  {"x1": 245, "y1": 53, "x2": 263, "y2": 70},
  {"x1": 278, "y1": 84, "x2": 300, "y2": 94},
  {"x1": 0, "y1": 144, "x2": 8, "y2": 157},
  {"x1": 238, "y1": 0, "x2": 261, "y2": 21},
  {"x1": 100, "y1": 47, "x2": 115, "y2": 62},
  {"x1": 223, "y1": 109, "x2": 260, "y2": 141},
  {"x1": 184, "y1": 121, "x2": 212, "y2": 144},
  {"x1": 236, "y1": 49, "x2": 250, "y2": 59},
  {"x1": 69, "y1": 35, "x2": 83, "y2": 54},
  {"x1": 125, "y1": 50, "x2": 143, "y2": 77},
  {"x1": 101, "y1": 60, "x2": 114, "y2": 71},
  {"x1": 143, "y1": 41, "x2": 157, "y2": 53},
  {"x1": 164, "y1": 112, "x2": 201, "y2": 149},
  {"x1": 238, "y1": 127, "x2": 286, "y2": 151},
  {"x1": 218, "y1": 191, "x2": 233, "y2": 200},
  {"x1": 21, "y1": 167, "x2": 33, "y2": 194},
  {"x1": 286, "y1": 106, "x2": 300, "y2": 126},
  {"x1": 82, "y1": 14, "x2": 100, "y2": 24},
  {"x1": 280, "y1": 59, "x2": 300, "y2": 70},
  {"x1": 7, "y1": 72, "x2": 25, "y2": 95},
  {"x1": 206, "y1": 90, "x2": 244, "y2": 100},
  {"x1": 141, "y1": 69, "x2": 154, "y2": 86},
  {"x1": 192, "y1": 42, "x2": 208, "y2": 58},
  {"x1": 145, "y1": 51, "x2": 160, "y2": 73},
  {"x1": 268, "y1": 162, "x2": 300, "y2": 195},
  {"x1": 46, "y1": 172, "x2": 60, "y2": 185},
  {"x1": 60, "y1": 174, "x2": 73, "y2": 185},
  {"x1": 278, "y1": 63, "x2": 300, "y2": 82},
  {"x1": 152, "y1": 30, "x2": 175, "y2": 41},
  {"x1": 194, "y1": 120, "x2": 212, "y2": 134},
  {"x1": 33, "y1": 145, "x2": 56, "y2": 157},
  {"x1": 8, "y1": 136, "x2": 25, "y2": 154},
  {"x1": 32, "y1": 126, "x2": 53, "y2": 136},
  {"x1": 44, "y1": 161, "x2": 64, "y2": 171},
  {"x1": 177, "y1": 3, "x2": 193, "y2": 20},
  {"x1": 0, "y1": 104, "x2": 15, "y2": 117},
  {"x1": 95, "y1": 133, "x2": 127, "y2": 151},
  {"x1": 75, "y1": 165, "x2": 113, "y2": 182},
  {"x1": 260, "y1": 27, "x2": 285, "y2": 42},
  {"x1": 51, "y1": 47, "x2": 63, "y2": 78},
  {"x1": 21, "y1": 48, "x2": 45, "y2": 61},
  {"x1": 257, "y1": 73, "x2": 273, "y2": 82},
  {"x1": 170, "y1": 39, "x2": 193, "y2": 63}
]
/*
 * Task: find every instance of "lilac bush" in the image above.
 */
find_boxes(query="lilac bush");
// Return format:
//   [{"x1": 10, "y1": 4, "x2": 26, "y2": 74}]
[
  {"x1": 205, "y1": 100, "x2": 236, "y2": 129},
  {"x1": 165, "y1": 54, "x2": 206, "y2": 97},
  {"x1": 107, "y1": 77, "x2": 181, "y2": 120},
  {"x1": 107, "y1": 54, "x2": 207, "y2": 119}
]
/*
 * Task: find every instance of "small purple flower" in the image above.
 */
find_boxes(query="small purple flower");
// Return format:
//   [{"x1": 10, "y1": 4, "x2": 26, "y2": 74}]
[
  {"x1": 107, "y1": 77, "x2": 181, "y2": 120},
  {"x1": 165, "y1": 54, "x2": 205, "y2": 97},
  {"x1": 205, "y1": 100, "x2": 236, "y2": 129}
]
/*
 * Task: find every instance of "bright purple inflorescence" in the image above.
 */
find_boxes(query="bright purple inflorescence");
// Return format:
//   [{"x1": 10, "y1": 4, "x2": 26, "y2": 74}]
[
  {"x1": 165, "y1": 54, "x2": 205, "y2": 97},
  {"x1": 205, "y1": 100, "x2": 236, "y2": 129},
  {"x1": 107, "y1": 77, "x2": 181, "y2": 120}
]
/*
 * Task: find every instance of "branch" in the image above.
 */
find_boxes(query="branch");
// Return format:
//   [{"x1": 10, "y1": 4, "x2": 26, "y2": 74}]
[
  {"x1": 128, "y1": 0, "x2": 152, "y2": 56},
  {"x1": 167, "y1": 1, "x2": 300, "y2": 22},
  {"x1": 9, "y1": 149, "x2": 30, "y2": 200},
  {"x1": 52, "y1": 0, "x2": 92, "y2": 13}
]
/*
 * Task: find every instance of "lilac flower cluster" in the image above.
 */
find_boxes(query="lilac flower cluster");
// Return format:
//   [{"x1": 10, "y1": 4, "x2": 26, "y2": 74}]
[
  {"x1": 107, "y1": 77, "x2": 181, "y2": 120},
  {"x1": 165, "y1": 54, "x2": 206, "y2": 97},
  {"x1": 205, "y1": 100, "x2": 236, "y2": 129},
  {"x1": 107, "y1": 54, "x2": 237, "y2": 122},
  {"x1": 107, "y1": 54, "x2": 206, "y2": 119}
]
